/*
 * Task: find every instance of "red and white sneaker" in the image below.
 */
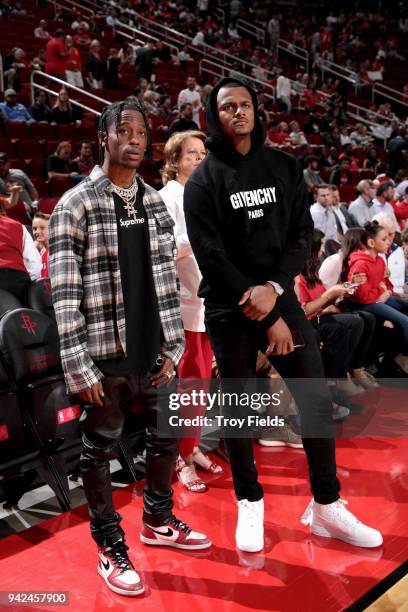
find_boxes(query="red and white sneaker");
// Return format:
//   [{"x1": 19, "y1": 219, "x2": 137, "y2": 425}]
[
  {"x1": 98, "y1": 540, "x2": 145, "y2": 597},
  {"x1": 140, "y1": 514, "x2": 212, "y2": 550}
]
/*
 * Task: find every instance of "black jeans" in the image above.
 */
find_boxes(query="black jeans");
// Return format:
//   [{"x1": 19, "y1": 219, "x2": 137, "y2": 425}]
[
  {"x1": 206, "y1": 305, "x2": 340, "y2": 505},
  {"x1": 79, "y1": 373, "x2": 178, "y2": 547}
]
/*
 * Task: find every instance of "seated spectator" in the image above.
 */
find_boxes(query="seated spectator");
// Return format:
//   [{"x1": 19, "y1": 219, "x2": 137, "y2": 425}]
[
  {"x1": 74, "y1": 22, "x2": 91, "y2": 48},
  {"x1": 46, "y1": 141, "x2": 78, "y2": 181},
  {"x1": 45, "y1": 29, "x2": 68, "y2": 80},
  {"x1": 372, "y1": 212, "x2": 407, "y2": 296},
  {"x1": 32, "y1": 212, "x2": 50, "y2": 278},
  {"x1": 324, "y1": 127, "x2": 342, "y2": 149},
  {"x1": 350, "y1": 124, "x2": 372, "y2": 148},
  {"x1": 402, "y1": 228, "x2": 408, "y2": 284},
  {"x1": 3, "y1": 48, "x2": 28, "y2": 92},
  {"x1": 371, "y1": 181, "x2": 398, "y2": 227},
  {"x1": 0, "y1": 153, "x2": 39, "y2": 213},
  {"x1": 10, "y1": 1, "x2": 27, "y2": 15},
  {"x1": 30, "y1": 49, "x2": 46, "y2": 72},
  {"x1": 106, "y1": 7, "x2": 121, "y2": 29},
  {"x1": 65, "y1": 35, "x2": 83, "y2": 88},
  {"x1": 106, "y1": 48, "x2": 120, "y2": 90},
  {"x1": 168, "y1": 103, "x2": 199, "y2": 136},
  {"x1": 135, "y1": 41, "x2": 156, "y2": 81},
  {"x1": 395, "y1": 169, "x2": 408, "y2": 200},
  {"x1": 340, "y1": 126, "x2": 352, "y2": 147},
  {"x1": 329, "y1": 156, "x2": 353, "y2": 185},
  {"x1": 363, "y1": 147, "x2": 380, "y2": 170},
  {"x1": 0, "y1": 89, "x2": 33, "y2": 123},
  {"x1": 71, "y1": 141, "x2": 94, "y2": 176},
  {"x1": 51, "y1": 88, "x2": 82, "y2": 126},
  {"x1": 329, "y1": 184, "x2": 359, "y2": 234},
  {"x1": 268, "y1": 121, "x2": 290, "y2": 146},
  {"x1": 0, "y1": 215, "x2": 42, "y2": 302},
  {"x1": 391, "y1": 186, "x2": 408, "y2": 231},
  {"x1": 319, "y1": 228, "x2": 366, "y2": 289},
  {"x1": 34, "y1": 20, "x2": 51, "y2": 41},
  {"x1": 118, "y1": 42, "x2": 135, "y2": 66},
  {"x1": 303, "y1": 155, "x2": 323, "y2": 191},
  {"x1": 0, "y1": 183, "x2": 24, "y2": 216},
  {"x1": 29, "y1": 90, "x2": 52, "y2": 122},
  {"x1": 289, "y1": 120, "x2": 308, "y2": 146},
  {"x1": 295, "y1": 230, "x2": 367, "y2": 415},
  {"x1": 86, "y1": 40, "x2": 104, "y2": 89},
  {"x1": 349, "y1": 180, "x2": 376, "y2": 226},
  {"x1": 310, "y1": 184, "x2": 340, "y2": 242}
]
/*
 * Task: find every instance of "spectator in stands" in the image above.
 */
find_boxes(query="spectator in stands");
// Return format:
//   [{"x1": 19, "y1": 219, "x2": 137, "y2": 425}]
[
  {"x1": 348, "y1": 179, "x2": 376, "y2": 226},
  {"x1": 46, "y1": 141, "x2": 79, "y2": 182},
  {"x1": 276, "y1": 71, "x2": 291, "y2": 113},
  {"x1": 267, "y1": 14, "x2": 280, "y2": 55},
  {"x1": 0, "y1": 183, "x2": 24, "y2": 217},
  {"x1": 0, "y1": 153, "x2": 39, "y2": 213},
  {"x1": 71, "y1": 141, "x2": 94, "y2": 176},
  {"x1": 0, "y1": 89, "x2": 33, "y2": 123},
  {"x1": 51, "y1": 88, "x2": 81, "y2": 126},
  {"x1": 168, "y1": 103, "x2": 198, "y2": 136},
  {"x1": 32, "y1": 212, "x2": 50, "y2": 278},
  {"x1": 363, "y1": 147, "x2": 379, "y2": 170},
  {"x1": 178, "y1": 76, "x2": 202, "y2": 128},
  {"x1": 73, "y1": 22, "x2": 91, "y2": 48},
  {"x1": 86, "y1": 40, "x2": 104, "y2": 89},
  {"x1": 135, "y1": 40, "x2": 156, "y2": 81},
  {"x1": 268, "y1": 121, "x2": 290, "y2": 146},
  {"x1": 0, "y1": 214, "x2": 42, "y2": 301},
  {"x1": 340, "y1": 126, "x2": 352, "y2": 147},
  {"x1": 324, "y1": 127, "x2": 342, "y2": 149},
  {"x1": 303, "y1": 156, "x2": 323, "y2": 191},
  {"x1": 387, "y1": 127, "x2": 408, "y2": 177},
  {"x1": 10, "y1": 0, "x2": 26, "y2": 16},
  {"x1": 178, "y1": 45, "x2": 192, "y2": 71},
  {"x1": 106, "y1": 48, "x2": 120, "y2": 90},
  {"x1": 105, "y1": 7, "x2": 121, "y2": 29},
  {"x1": 371, "y1": 181, "x2": 398, "y2": 227},
  {"x1": 372, "y1": 212, "x2": 406, "y2": 296},
  {"x1": 403, "y1": 228, "x2": 408, "y2": 283},
  {"x1": 229, "y1": 0, "x2": 242, "y2": 26},
  {"x1": 65, "y1": 35, "x2": 83, "y2": 88},
  {"x1": 45, "y1": 29, "x2": 68, "y2": 80},
  {"x1": 159, "y1": 130, "x2": 222, "y2": 493},
  {"x1": 329, "y1": 157, "x2": 353, "y2": 185},
  {"x1": 192, "y1": 28, "x2": 205, "y2": 47},
  {"x1": 30, "y1": 49, "x2": 46, "y2": 73},
  {"x1": 289, "y1": 121, "x2": 308, "y2": 146},
  {"x1": 395, "y1": 169, "x2": 408, "y2": 199},
  {"x1": 348, "y1": 221, "x2": 408, "y2": 348},
  {"x1": 329, "y1": 184, "x2": 359, "y2": 234},
  {"x1": 29, "y1": 90, "x2": 52, "y2": 123},
  {"x1": 3, "y1": 47, "x2": 27, "y2": 92},
  {"x1": 310, "y1": 184, "x2": 339, "y2": 242},
  {"x1": 118, "y1": 42, "x2": 135, "y2": 66},
  {"x1": 34, "y1": 19, "x2": 51, "y2": 41},
  {"x1": 350, "y1": 124, "x2": 372, "y2": 148}
]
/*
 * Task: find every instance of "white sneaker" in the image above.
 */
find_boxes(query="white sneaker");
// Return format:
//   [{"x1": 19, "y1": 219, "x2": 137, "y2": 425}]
[
  {"x1": 235, "y1": 499, "x2": 264, "y2": 552},
  {"x1": 301, "y1": 499, "x2": 383, "y2": 548},
  {"x1": 332, "y1": 403, "x2": 350, "y2": 421}
]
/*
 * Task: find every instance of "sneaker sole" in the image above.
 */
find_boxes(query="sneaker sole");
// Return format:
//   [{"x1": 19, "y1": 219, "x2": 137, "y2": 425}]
[
  {"x1": 236, "y1": 542, "x2": 264, "y2": 553},
  {"x1": 140, "y1": 535, "x2": 212, "y2": 550},
  {"x1": 258, "y1": 440, "x2": 303, "y2": 448},
  {"x1": 97, "y1": 566, "x2": 145, "y2": 596},
  {"x1": 310, "y1": 525, "x2": 383, "y2": 548}
]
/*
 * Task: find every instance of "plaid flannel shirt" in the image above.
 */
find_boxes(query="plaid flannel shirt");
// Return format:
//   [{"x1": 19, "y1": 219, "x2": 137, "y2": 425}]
[{"x1": 48, "y1": 166, "x2": 185, "y2": 394}]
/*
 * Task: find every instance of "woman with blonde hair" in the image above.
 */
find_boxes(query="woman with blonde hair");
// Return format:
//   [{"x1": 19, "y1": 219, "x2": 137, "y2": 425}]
[
  {"x1": 160, "y1": 130, "x2": 223, "y2": 493},
  {"x1": 51, "y1": 88, "x2": 82, "y2": 126}
]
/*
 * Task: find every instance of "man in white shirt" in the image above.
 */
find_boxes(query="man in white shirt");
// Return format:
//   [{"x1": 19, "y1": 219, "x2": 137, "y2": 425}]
[
  {"x1": 371, "y1": 181, "x2": 398, "y2": 227},
  {"x1": 373, "y1": 211, "x2": 407, "y2": 296},
  {"x1": 310, "y1": 184, "x2": 339, "y2": 241},
  {"x1": 276, "y1": 72, "x2": 292, "y2": 113},
  {"x1": 178, "y1": 77, "x2": 202, "y2": 127},
  {"x1": 348, "y1": 180, "x2": 376, "y2": 226}
]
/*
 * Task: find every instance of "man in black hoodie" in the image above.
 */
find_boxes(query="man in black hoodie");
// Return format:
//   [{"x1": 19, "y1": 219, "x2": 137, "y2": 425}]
[{"x1": 184, "y1": 78, "x2": 382, "y2": 553}]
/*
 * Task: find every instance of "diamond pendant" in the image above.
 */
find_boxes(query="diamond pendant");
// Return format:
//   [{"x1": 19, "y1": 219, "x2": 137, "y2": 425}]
[{"x1": 123, "y1": 200, "x2": 137, "y2": 220}]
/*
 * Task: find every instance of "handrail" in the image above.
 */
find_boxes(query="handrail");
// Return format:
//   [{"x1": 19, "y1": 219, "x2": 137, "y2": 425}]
[
  {"x1": 372, "y1": 82, "x2": 408, "y2": 113},
  {"x1": 50, "y1": 0, "x2": 94, "y2": 17},
  {"x1": 277, "y1": 39, "x2": 309, "y2": 72},
  {"x1": 199, "y1": 59, "x2": 275, "y2": 102},
  {"x1": 31, "y1": 71, "x2": 109, "y2": 115},
  {"x1": 316, "y1": 58, "x2": 360, "y2": 93},
  {"x1": 112, "y1": 21, "x2": 180, "y2": 55},
  {"x1": 236, "y1": 18, "x2": 266, "y2": 45}
]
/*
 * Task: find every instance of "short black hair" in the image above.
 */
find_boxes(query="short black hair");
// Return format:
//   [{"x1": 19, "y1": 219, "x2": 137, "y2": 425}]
[
  {"x1": 180, "y1": 102, "x2": 193, "y2": 112},
  {"x1": 97, "y1": 99, "x2": 150, "y2": 163},
  {"x1": 376, "y1": 180, "x2": 393, "y2": 197}
]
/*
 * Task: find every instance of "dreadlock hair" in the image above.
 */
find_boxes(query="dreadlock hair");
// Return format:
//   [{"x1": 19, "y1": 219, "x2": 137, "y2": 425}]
[
  {"x1": 301, "y1": 229, "x2": 325, "y2": 289},
  {"x1": 97, "y1": 99, "x2": 151, "y2": 163}
]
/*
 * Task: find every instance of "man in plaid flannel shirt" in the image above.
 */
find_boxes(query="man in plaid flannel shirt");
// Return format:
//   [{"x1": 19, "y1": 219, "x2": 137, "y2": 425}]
[{"x1": 48, "y1": 100, "x2": 211, "y2": 598}]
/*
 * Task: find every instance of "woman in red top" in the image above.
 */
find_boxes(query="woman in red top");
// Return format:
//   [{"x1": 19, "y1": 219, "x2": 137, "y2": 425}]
[{"x1": 348, "y1": 221, "x2": 408, "y2": 346}]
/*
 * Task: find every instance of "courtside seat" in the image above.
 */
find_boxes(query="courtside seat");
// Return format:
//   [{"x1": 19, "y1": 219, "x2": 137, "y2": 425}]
[
  {"x1": 26, "y1": 278, "x2": 55, "y2": 320},
  {"x1": 0, "y1": 289, "x2": 22, "y2": 319}
]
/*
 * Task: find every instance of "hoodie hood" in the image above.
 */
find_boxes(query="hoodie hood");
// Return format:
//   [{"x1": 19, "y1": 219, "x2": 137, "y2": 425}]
[
  {"x1": 349, "y1": 250, "x2": 377, "y2": 265},
  {"x1": 205, "y1": 77, "x2": 265, "y2": 163}
]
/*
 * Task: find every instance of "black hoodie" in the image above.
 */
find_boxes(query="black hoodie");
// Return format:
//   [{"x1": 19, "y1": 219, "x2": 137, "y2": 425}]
[{"x1": 183, "y1": 77, "x2": 314, "y2": 328}]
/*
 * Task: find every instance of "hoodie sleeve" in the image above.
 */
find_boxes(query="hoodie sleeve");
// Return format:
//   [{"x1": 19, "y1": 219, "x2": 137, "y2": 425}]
[
  {"x1": 348, "y1": 259, "x2": 383, "y2": 304},
  {"x1": 184, "y1": 180, "x2": 252, "y2": 300},
  {"x1": 266, "y1": 159, "x2": 314, "y2": 292}
]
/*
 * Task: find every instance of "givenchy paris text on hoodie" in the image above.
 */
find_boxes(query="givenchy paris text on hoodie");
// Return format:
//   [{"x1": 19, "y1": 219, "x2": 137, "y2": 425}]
[{"x1": 183, "y1": 78, "x2": 314, "y2": 328}]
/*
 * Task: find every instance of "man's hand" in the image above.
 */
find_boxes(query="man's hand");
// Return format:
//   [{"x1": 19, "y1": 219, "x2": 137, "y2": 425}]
[
  {"x1": 239, "y1": 284, "x2": 278, "y2": 321},
  {"x1": 377, "y1": 290, "x2": 392, "y2": 303},
  {"x1": 150, "y1": 356, "x2": 176, "y2": 388},
  {"x1": 265, "y1": 317, "x2": 294, "y2": 356},
  {"x1": 78, "y1": 382, "x2": 104, "y2": 406}
]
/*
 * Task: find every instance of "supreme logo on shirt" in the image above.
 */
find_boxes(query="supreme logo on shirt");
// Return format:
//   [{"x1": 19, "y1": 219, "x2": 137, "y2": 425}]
[{"x1": 230, "y1": 187, "x2": 277, "y2": 219}]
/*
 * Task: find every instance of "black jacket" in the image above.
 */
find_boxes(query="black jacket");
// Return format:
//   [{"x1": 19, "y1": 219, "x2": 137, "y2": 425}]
[{"x1": 183, "y1": 77, "x2": 314, "y2": 328}]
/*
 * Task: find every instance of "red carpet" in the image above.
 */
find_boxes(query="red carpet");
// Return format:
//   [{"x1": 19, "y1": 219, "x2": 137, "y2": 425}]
[{"x1": 1, "y1": 438, "x2": 408, "y2": 611}]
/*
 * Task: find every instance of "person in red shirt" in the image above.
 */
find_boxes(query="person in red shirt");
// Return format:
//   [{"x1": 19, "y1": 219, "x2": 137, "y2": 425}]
[
  {"x1": 392, "y1": 186, "x2": 408, "y2": 231},
  {"x1": 65, "y1": 35, "x2": 83, "y2": 88},
  {"x1": 348, "y1": 221, "x2": 408, "y2": 347},
  {"x1": 71, "y1": 141, "x2": 94, "y2": 176},
  {"x1": 32, "y1": 212, "x2": 50, "y2": 278},
  {"x1": 45, "y1": 30, "x2": 68, "y2": 80}
]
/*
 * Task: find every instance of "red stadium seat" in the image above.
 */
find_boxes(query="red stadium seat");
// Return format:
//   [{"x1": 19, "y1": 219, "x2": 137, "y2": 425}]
[
  {"x1": 4, "y1": 121, "x2": 30, "y2": 140},
  {"x1": 48, "y1": 177, "x2": 75, "y2": 197},
  {"x1": 31, "y1": 123, "x2": 55, "y2": 142},
  {"x1": 14, "y1": 139, "x2": 44, "y2": 160},
  {"x1": 39, "y1": 198, "x2": 59, "y2": 215},
  {"x1": 9, "y1": 159, "x2": 28, "y2": 172},
  {"x1": 32, "y1": 178, "x2": 49, "y2": 198},
  {"x1": 339, "y1": 184, "x2": 357, "y2": 204},
  {"x1": 30, "y1": 160, "x2": 47, "y2": 180},
  {"x1": 54, "y1": 125, "x2": 79, "y2": 141},
  {"x1": 0, "y1": 139, "x2": 16, "y2": 158}
]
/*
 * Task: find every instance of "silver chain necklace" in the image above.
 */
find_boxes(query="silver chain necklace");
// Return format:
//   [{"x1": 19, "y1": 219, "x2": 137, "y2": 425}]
[{"x1": 111, "y1": 180, "x2": 139, "y2": 220}]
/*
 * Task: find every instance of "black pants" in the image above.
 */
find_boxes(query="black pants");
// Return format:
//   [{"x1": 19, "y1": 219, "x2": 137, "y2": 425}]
[
  {"x1": 206, "y1": 305, "x2": 340, "y2": 505},
  {"x1": 79, "y1": 373, "x2": 178, "y2": 547},
  {"x1": 0, "y1": 268, "x2": 30, "y2": 304}
]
